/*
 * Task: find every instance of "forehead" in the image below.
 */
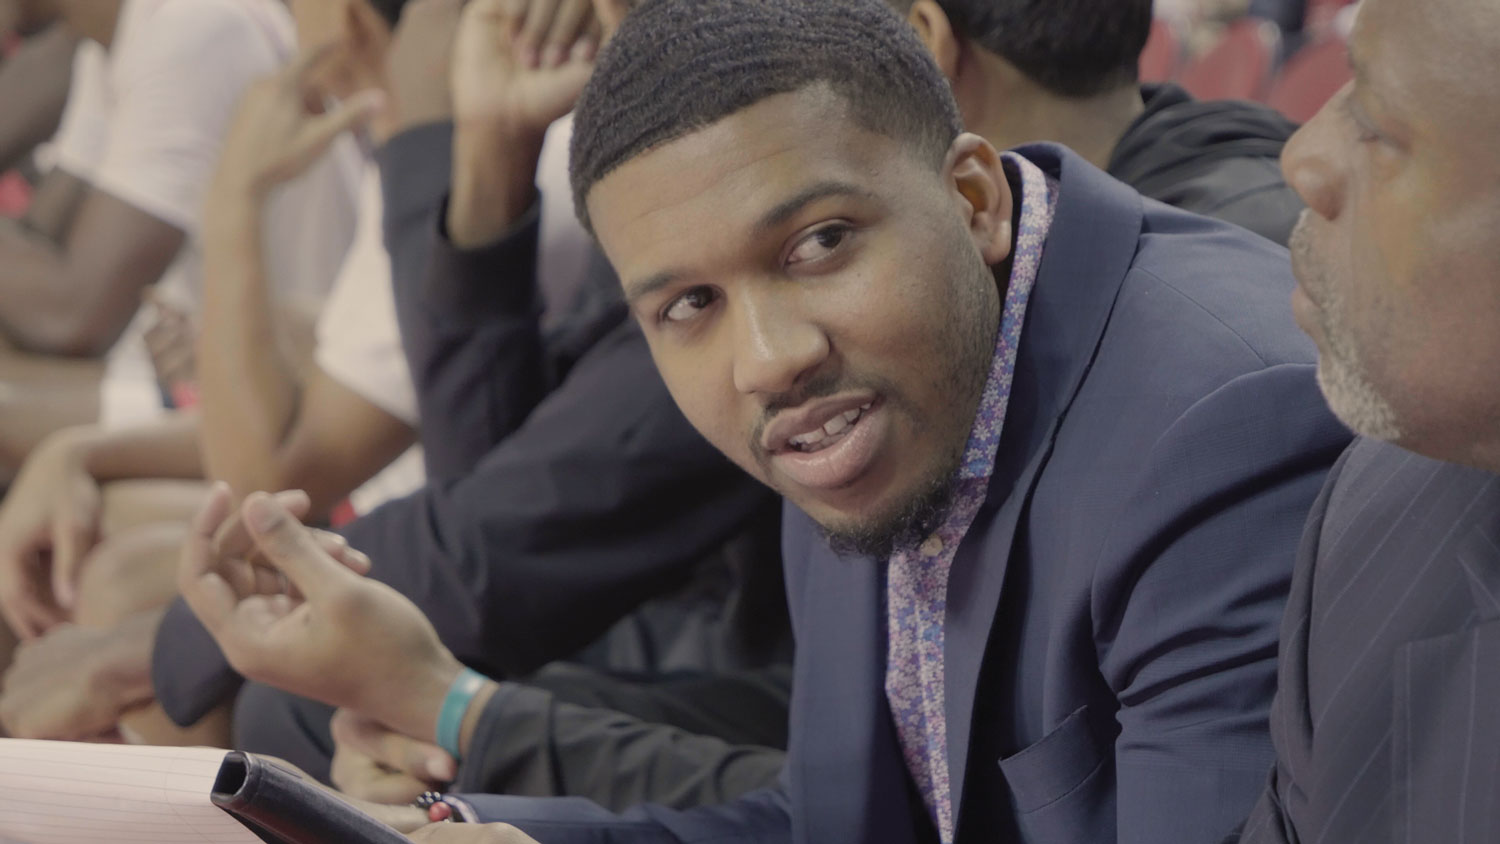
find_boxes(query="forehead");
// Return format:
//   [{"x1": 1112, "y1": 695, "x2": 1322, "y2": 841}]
[{"x1": 587, "y1": 86, "x2": 935, "y2": 264}]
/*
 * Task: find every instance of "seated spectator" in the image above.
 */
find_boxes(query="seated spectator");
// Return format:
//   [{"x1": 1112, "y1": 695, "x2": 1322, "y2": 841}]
[
  {"x1": 3, "y1": 0, "x2": 794, "y2": 813},
  {"x1": 0, "y1": 0, "x2": 360, "y2": 477},
  {"x1": 897, "y1": 0, "x2": 1304, "y2": 245},
  {"x1": 177, "y1": 1, "x2": 1351, "y2": 842},
  {"x1": 1231, "y1": 0, "x2": 1500, "y2": 840}
]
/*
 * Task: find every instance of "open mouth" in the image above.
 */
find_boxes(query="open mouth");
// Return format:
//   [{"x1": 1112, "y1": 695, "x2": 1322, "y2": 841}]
[{"x1": 786, "y1": 402, "x2": 873, "y2": 453}]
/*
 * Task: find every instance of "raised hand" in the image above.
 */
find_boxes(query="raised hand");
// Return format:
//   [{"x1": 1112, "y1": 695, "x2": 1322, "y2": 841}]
[
  {"x1": 211, "y1": 44, "x2": 386, "y2": 201},
  {"x1": 451, "y1": 0, "x2": 598, "y2": 135},
  {"x1": 446, "y1": 0, "x2": 599, "y2": 247}
]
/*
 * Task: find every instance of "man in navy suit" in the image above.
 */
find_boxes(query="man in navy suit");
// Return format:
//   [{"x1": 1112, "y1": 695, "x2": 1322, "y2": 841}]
[
  {"x1": 174, "y1": 1, "x2": 1350, "y2": 842},
  {"x1": 1232, "y1": 0, "x2": 1500, "y2": 840}
]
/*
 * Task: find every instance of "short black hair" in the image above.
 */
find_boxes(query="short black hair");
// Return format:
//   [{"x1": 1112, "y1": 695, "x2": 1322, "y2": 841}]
[
  {"x1": 569, "y1": 0, "x2": 964, "y2": 233},
  {"x1": 895, "y1": 0, "x2": 1151, "y2": 97},
  {"x1": 366, "y1": 0, "x2": 412, "y2": 27}
]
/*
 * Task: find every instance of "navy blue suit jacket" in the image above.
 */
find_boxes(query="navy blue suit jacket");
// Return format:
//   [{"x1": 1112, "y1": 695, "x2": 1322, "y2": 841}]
[
  {"x1": 452, "y1": 144, "x2": 1352, "y2": 843},
  {"x1": 1235, "y1": 438, "x2": 1500, "y2": 843}
]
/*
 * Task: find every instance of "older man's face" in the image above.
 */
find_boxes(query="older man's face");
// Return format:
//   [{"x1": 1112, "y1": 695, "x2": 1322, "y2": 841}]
[{"x1": 1282, "y1": 0, "x2": 1500, "y2": 469}]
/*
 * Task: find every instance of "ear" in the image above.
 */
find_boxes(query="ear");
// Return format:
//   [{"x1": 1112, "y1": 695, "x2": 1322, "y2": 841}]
[
  {"x1": 945, "y1": 133, "x2": 1013, "y2": 267},
  {"x1": 906, "y1": 0, "x2": 960, "y2": 83}
]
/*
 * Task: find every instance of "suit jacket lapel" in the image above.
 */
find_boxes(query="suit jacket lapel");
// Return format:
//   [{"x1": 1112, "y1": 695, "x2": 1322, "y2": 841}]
[
  {"x1": 793, "y1": 526, "x2": 921, "y2": 844},
  {"x1": 943, "y1": 145, "x2": 1146, "y2": 823}
]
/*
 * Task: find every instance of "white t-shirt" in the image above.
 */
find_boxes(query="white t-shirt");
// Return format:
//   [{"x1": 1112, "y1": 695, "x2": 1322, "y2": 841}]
[
  {"x1": 314, "y1": 167, "x2": 424, "y2": 515},
  {"x1": 51, "y1": 0, "x2": 362, "y2": 428},
  {"x1": 536, "y1": 114, "x2": 592, "y2": 322}
]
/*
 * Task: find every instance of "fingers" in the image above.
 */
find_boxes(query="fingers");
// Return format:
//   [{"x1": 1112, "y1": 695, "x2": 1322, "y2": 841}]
[
  {"x1": 331, "y1": 709, "x2": 456, "y2": 783},
  {"x1": 177, "y1": 484, "x2": 241, "y2": 632},
  {"x1": 240, "y1": 492, "x2": 356, "y2": 600},
  {"x1": 513, "y1": 0, "x2": 559, "y2": 68},
  {"x1": 212, "y1": 489, "x2": 312, "y2": 561},
  {"x1": 297, "y1": 88, "x2": 387, "y2": 154},
  {"x1": 282, "y1": 42, "x2": 344, "y2": 87},
  {"x1": 541, "y1": 0, "x2": 594, "y2": 67},
  {"x1": 50, "y1": 481, "x2": 102, "y2": 610},
  {"x1": 409, "y1": 823, "x2": 537, "y2": 843}
]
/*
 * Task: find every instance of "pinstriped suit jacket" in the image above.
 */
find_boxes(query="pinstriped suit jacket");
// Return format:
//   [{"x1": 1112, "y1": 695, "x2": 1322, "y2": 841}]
[{"x1": 1236, "y1": 437, "x2": 1500, "y2": 844}]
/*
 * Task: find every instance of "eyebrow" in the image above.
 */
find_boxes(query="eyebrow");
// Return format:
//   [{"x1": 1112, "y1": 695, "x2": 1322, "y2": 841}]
[
  {"x1": 754, "y1": 181, "x2": 876, "y2": 235},
  {"x1": 621, "y1": 180, "x2": 877, "y2": 308}
]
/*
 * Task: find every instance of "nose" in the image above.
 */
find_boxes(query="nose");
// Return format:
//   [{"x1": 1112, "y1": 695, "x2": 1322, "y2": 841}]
[
  {"x1": 1281, "y1": 82, "x2": 1351, "y2": 223},
  {"x1": 730, "y1": 288, "x2": 830, "y2": 397}
]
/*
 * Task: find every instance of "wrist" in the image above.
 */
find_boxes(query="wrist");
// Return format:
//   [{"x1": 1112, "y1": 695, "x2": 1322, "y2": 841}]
[
  {"x1": 387, "y1": 654, "x2": 467, "y2": 744},
  {"x1": 447, "y1": 123, "x2": 546, "y2": 249}
]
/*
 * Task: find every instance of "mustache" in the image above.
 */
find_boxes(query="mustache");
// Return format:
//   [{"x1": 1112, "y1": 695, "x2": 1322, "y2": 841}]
[{"x1": 749, "y1": 370, "x2": 894, "y2": 460}]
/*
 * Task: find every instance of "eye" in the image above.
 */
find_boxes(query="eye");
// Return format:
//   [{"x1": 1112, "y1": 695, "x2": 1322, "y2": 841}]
[
  {"x1": 661, "y1": 286, "x2": 718, "y2": 324},
  {"x1": 1341, "y1": 90, "x2": 1383, "y2": 144},
  {"x1": 787, "y1": 224, "x2": 852, "y2": 266}
]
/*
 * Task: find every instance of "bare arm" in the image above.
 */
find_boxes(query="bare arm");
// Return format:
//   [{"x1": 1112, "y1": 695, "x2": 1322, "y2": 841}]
[
  {"x1": 0, "y1": 183, "x2": 184, "y2": 356},
  {"x1": 196, "y1": 54, "x2": 400, "y2": 519},
  {"x1": 0, "y1": 25, "x2": 77, "y2": 172}
]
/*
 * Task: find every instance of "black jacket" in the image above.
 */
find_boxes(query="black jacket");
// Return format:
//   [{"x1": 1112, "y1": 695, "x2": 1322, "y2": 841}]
[{"x1": 1108, "y1": 84, "x2": 1304, "y2": 246}]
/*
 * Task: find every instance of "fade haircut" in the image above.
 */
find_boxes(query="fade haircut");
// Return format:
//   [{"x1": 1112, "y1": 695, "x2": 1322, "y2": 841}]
[
  {"x1": 892, "y1": 0, "x2": 1151, "y2": 97},
  {"x1": 569, "y1": 0, "x2": 965, "y2": 233}
]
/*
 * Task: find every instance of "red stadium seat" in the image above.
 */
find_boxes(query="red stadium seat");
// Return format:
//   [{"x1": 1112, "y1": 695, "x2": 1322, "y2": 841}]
[
  {"x1": 0, "y1": 172, "x2": 31, "y2": 218},
  {"x1": 1178, "y1": 18, "x2": 1281, "y2": 102},
  {"x1": 1266, "y1": 36, "x2": 1352, "y2": 123},
  {"x1": 1139, "y1": 18, "x2": 1182, "y2": 83}
]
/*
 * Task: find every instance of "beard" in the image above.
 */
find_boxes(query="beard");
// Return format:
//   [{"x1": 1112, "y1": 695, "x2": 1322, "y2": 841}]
[
  {"x1": 812, "y1": 257, "x2": 1000, "y2": 560},
  {"x1": 1290, "y1": 219, "x2": 1405, "y2": 443}
]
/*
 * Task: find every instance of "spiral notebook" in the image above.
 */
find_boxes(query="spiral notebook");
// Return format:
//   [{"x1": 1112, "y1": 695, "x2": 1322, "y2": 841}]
[{"x1": 0, "y1": 740, "x2": 409, "y2": 844}]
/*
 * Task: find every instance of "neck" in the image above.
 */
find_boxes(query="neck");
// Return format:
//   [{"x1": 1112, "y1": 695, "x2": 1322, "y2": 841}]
[
  {"x1": 63, "y1": 0, "x2": 122, "y2": 47},
  {"x1": 965, "y1": 69, "x2": 1144, "y2": 171}
]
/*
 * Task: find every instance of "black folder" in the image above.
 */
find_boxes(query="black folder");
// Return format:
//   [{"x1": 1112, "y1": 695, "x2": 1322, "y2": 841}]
[{"x1": 211, "y1": 751, "x2": 413, "y2": 844}]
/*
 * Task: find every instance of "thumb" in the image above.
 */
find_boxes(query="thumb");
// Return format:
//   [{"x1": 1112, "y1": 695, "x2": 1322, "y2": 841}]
[
  {"x1": 241, "y1": 492, "x2": 352, "y2": 600},
  {"x1": 51, "y1": 484, "x2": 101, "y2": 610}
]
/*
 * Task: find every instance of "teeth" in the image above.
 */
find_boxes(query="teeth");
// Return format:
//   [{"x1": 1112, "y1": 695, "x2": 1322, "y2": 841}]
[
  {"x1": 790, "y1": 428, "x2": 826, "y2": 448},
  {"x1": 785, "y1": 403, "x2": 873, "y2": 452},
  {"x1": 823, "y1": 413, "x2": 851, "y2": 437}
]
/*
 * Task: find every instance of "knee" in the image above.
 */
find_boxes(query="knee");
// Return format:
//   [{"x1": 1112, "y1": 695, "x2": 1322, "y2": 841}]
[{"x1": 72, "y1": 521, "x2": 184, "y2": 628}]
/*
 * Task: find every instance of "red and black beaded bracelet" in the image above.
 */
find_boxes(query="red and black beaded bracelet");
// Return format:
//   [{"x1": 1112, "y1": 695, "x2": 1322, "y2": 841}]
[{"x1": 414, "y1": 791, "x2": 467, "y2": 823}]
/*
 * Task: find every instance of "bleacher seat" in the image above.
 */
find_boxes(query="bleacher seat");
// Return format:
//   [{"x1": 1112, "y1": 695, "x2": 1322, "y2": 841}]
[
  {"x1": 1178, "y1": 18, "x2": 1281, "y2": 102},
  {"x1": 1266, "y1": 36, "x2": 1351, "y2": 123}
]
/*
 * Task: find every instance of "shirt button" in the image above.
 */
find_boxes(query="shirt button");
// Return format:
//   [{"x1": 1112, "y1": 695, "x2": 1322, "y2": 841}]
[{"x1": 920, "y1": 535, "x2": 944, "y2": 556}]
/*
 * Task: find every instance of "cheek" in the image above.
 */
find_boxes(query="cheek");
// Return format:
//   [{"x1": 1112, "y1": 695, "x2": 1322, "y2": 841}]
[{"x1": 652, "y1": 345, "x2": 765, "y2": 477}]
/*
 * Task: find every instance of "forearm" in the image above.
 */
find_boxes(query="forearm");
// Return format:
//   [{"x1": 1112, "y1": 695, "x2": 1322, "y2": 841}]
[
  {"x1": 0, "y1": 221, "x2": 101, "y2": 355},
  {"x1": 0, "y1": 25, "x2": 76, "y2": 172},
  {"x1": 446, "y1": 122, "x2": 545, "y2": 248},
  {"x1": 59, "y1": 412, "x2": 205, "y2": 482},
  {"x1": 454, "y1": 681, "x2": 786, "y2": 810},
  {"x1": 196, "y1": 191, "x2": 302, "y2": 500}
]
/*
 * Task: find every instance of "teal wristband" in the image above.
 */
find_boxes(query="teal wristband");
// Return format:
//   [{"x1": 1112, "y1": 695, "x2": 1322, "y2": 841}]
[{"x1": 435, "y1": 668, "x2": 487, "y2": 760}]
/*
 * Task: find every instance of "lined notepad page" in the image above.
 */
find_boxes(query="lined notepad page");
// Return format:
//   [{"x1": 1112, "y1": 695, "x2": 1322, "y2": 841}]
[{"x1": 0, "y1": 740, "x2": 261, "y2": 844}]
